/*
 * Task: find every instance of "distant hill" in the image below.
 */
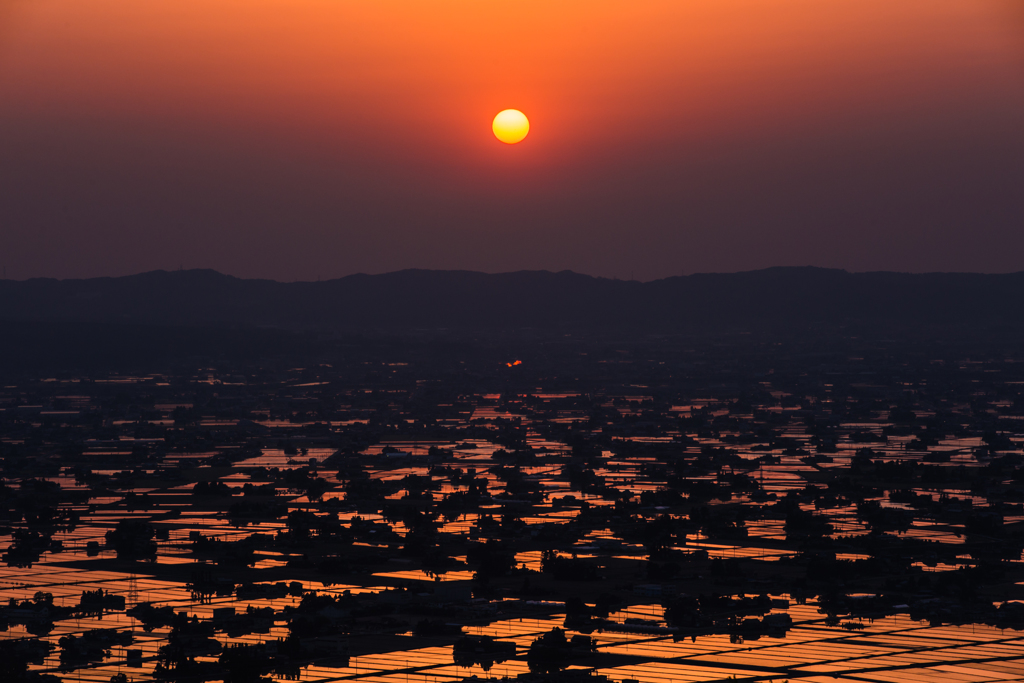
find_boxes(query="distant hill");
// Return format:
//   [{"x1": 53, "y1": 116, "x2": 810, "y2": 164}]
[{"x1": 1, "y1": 267, "x2": 1023, "y2": 332}]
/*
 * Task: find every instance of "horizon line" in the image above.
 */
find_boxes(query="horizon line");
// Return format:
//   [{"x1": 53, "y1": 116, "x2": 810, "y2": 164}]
[{"x1": 4, "y1": 265, "x2": 1024, "y2": 285}]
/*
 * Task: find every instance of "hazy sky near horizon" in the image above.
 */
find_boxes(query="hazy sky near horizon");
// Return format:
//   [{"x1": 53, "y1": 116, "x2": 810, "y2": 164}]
[{"x1": 1, "y1": 0, "x2": 1023, "y2": 281}]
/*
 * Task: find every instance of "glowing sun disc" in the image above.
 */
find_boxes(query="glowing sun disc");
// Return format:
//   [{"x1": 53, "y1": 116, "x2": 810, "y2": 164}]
[{"x1": 492, "y1": 109, "x2": 529, "y2": 144}]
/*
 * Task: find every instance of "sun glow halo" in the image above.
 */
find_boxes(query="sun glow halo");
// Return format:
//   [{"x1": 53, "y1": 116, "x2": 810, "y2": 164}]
[{"x1": 492, "y1": 109, "x2": 529, "y2": 144}]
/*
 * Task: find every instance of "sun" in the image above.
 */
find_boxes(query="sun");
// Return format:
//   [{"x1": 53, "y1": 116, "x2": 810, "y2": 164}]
[{"x1": 492, "y1": 109, "x2": 529, "y2": 144}]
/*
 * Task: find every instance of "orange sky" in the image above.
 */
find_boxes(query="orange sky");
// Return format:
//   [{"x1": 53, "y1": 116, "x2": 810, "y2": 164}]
[{"x1": 0, "y1": 0, "x2": 1022, "y2": 279}]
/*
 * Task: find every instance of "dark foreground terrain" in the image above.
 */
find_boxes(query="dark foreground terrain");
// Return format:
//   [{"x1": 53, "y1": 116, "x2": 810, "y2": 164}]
[{"x1": 1, "y1": 326, "x2": 1024, "y2": 683}]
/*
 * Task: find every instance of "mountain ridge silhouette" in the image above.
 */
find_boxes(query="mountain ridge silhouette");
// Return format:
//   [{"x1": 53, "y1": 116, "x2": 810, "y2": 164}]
[{"x1": 1, "y1": 266, "x2": 1021, "y2": 331}]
